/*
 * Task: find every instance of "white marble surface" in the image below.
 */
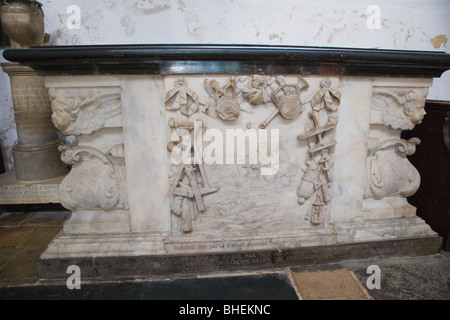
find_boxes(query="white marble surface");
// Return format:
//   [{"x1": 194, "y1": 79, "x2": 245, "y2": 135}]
[
  {"x1": 121, "y1": 76, "x2": 171, "y2": 233},
  {"x1": 331, "y1": 78, "x2": 373, "y2": 223},
  {"x1": 63, "y1": 210, "x2": 130, "y2": 235}
]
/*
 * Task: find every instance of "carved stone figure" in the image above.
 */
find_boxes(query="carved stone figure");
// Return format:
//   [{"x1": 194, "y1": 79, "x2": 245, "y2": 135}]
[
  {"x1": 371, "y1": 87, "x2": 428, "y2": 130},
  {"x1": 49, "y1": 88, "x2": 122, "y2": 136},
  {"x1": 58, "y1": 144, "x2": 128, "y2": 211},
  {"x1": 165, "y1": 77, "x2": 199, "y2": 117},
  {"x1": 365, "y1": 137, "x2": 421, "y2": 199}
]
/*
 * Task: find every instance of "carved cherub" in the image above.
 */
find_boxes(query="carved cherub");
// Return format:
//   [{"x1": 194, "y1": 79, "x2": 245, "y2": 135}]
[
  {"x1": 49, "y1": 89, "x2": 122, "y2": 136},
  {"x1": 371, "y1": 88, "x2": 428, "y2": 130}
]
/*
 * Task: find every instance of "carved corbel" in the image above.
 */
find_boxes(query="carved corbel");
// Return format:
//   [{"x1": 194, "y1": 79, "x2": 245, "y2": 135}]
[{"x1": 58, "y1": 144, "x2": 128, "y2": 211}]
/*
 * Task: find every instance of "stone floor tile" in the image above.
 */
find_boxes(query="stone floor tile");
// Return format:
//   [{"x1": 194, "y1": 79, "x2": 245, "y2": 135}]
[
  {"x1": 0, "y1": 212, "x2": 32, "y2": 226},
  {"x1": 291, "y1": 268, "x2": 370, "y2": 300},
  {"x1": 22, "y1": 211, "x2": 71, "y2": 226},
  {"x1": 350, "y1": 254, "x2": 450, "y2": 300},
  {"x1": 0, "y1": 227, "x2": 35, "y2": 247},
  {"x1": 0, "y1": 247, "x2": 45, "y2": 280},
  {"x1": 0, "y1": 247, "x2": 23, "y2": 270},
  {"x1": 17, "y1": 226, "x2": 63, "y2": 248}
]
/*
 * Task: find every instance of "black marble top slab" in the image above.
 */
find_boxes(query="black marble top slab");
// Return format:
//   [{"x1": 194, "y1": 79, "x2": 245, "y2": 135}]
[{"x1": 3, "y1": 44, "x2": 450, "y2": 77}]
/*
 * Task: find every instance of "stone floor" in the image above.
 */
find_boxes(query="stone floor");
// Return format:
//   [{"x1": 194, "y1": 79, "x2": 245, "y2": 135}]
[{"x1": 0, "y1": 209, "x2": 449, "y2": 300}]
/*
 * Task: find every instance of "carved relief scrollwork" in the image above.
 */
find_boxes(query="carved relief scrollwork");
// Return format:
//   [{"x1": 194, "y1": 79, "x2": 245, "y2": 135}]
[
  {"x1": 49, "y1": 88, "x2": 122, "y2": 136},
  {"x1": 58, "y1": 144, "x2": 128, "y2": 211},
  {"x1": 365, "y1": 137, "x2": 421, "y2": 200}
]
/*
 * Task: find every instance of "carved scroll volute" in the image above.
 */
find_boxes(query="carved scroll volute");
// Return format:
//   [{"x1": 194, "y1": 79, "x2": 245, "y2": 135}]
[
  {"x1": 48, "y1": 88, "x2": 122, "y2": 136},
  {"x1": 58, "y1": 145, "x2": 128, "y2": 211}
]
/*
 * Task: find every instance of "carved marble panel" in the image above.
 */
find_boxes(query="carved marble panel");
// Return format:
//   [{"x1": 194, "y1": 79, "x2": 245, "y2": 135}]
[
  {"x1": 164, "y1": 75, "x2": 340, "y2": 234},
  {"x1": 48, "y1": 84, "x2": 128, "y2": 214}
]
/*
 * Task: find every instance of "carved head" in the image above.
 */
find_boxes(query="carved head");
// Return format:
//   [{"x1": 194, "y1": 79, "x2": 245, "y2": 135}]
[
  {"x1": 372, "y1": 87, "x2": 428, "y2": 130},
  {"x1": 400, "y1": 88, "x2": 428, "y2": 125},
  {"x1": 276, "y1": 75, "x2": 286, "y2": 87},
  {"x1": 49, "y1": 89, "x2": 81, "y2": 132},
  {"x1": 251, "y1": 75, "x2": 265, "y2": 88},
  {"x1": 175, "y1": 77, "x2": 187, "y2": 87},
  {"x1": 320, "y1": 78, "x2": 332, "y2": 89}
]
